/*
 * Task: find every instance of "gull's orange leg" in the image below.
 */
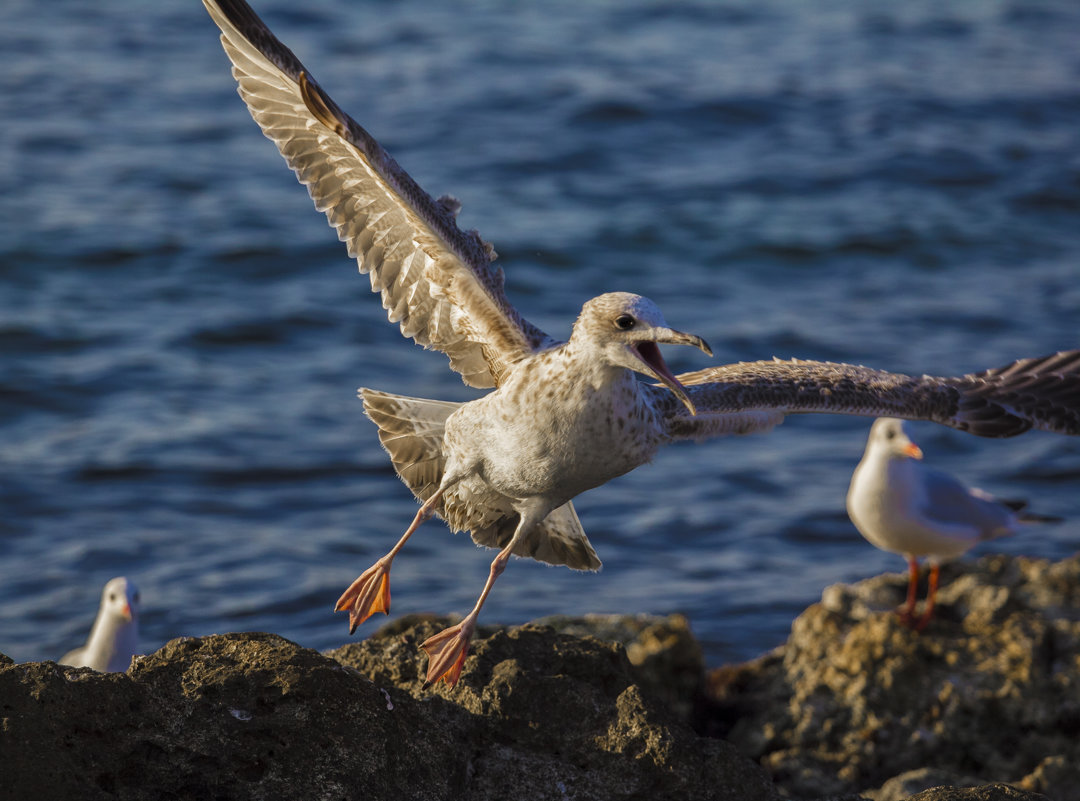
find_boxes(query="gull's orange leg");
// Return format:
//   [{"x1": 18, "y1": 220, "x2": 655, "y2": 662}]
[
  {"x1": 335, "y1": 488, "x2": 445, "y2": 634},
  {"x1": 421, "y1": 541, "x2": 514, "y2": 688},
  {"x1": 899, "y1": 556, "x2": 920, "y2": 627},
  {"x1": 915, "y1": 563, "x2": 940, "y2": 631}
]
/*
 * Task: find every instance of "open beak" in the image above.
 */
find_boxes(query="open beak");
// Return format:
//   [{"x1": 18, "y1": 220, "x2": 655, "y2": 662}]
[
  {"x1": 903, "y1": 442, "x2": 923, "y2": 460},
  {"x1": 631, "y1": 329, "x2": 712, "y2": 416}
]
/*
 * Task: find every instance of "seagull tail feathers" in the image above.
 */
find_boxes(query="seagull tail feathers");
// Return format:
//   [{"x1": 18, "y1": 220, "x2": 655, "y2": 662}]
[
  {"x1": 360, "y1": 388, "x2": 460, "y2": 505},
  {"x1": 471, "y1": 502, "x2": 602, "y2": 572}
]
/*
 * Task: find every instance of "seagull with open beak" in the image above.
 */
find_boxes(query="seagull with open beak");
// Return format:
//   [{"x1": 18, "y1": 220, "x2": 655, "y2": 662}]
[
  {"x1": 341, "y1": 293, "x2": 712, "y2": 685},
  {"x1": 203, "y1": 0, "x2": 1080, "y2": 687}
]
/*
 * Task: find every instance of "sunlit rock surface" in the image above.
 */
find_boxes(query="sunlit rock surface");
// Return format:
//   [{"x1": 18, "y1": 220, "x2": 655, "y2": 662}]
[
  {"x1": 2, "y1": 554, "x2": 1076, "y2": 801},
  {"x1": 706, "y1": 554, "x2": 1080, "y2": 800}
]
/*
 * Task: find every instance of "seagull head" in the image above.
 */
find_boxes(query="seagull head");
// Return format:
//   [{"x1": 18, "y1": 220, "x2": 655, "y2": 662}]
[
  {"x1": 868, "y1": 418, "x2": 924, "y2": 461},
  {"x1": 101, "y1": 576, "x2": 141, "y2": 623},
  {"x1": 575, "y1": 293, "x2": 712, "y2": 415}
]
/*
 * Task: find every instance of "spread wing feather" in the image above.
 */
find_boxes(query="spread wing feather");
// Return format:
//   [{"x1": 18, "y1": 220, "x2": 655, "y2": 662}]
[
  {"x1": 655, "y1": 351, "x2": 1080, "y2": 442},
  {"x1": 204, "y1": 0, "x2": 555, "y2": 388}
]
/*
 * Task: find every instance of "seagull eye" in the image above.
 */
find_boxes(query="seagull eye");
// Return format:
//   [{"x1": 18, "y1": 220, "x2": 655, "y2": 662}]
[
  {"x1": 109, "y1": 593, "x2": 117, "y2": 602},
  {"x1": 614, "y1": 315, "x2": 636, "y2": 330},
  {"x1": 885, "y1": 429, "x2": 896, "y2": 440}
]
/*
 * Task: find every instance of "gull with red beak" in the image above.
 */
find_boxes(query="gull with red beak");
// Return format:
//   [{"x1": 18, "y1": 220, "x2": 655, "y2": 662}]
[
  {"x1": 60, "y1": 576, "x2": 141, "y2": 673},
  {"x1": 204, "y1": 0, "x2": 1080, "y2": 687},
  {"x1": 847, "y1": 419, "x2": 1062, "y2": 630}
]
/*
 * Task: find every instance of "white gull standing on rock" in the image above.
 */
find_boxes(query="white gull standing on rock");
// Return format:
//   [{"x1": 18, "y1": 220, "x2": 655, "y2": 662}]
[
  {"x1": 203, "y1": 0, "x2": 1080, "y2": 686},
  {"x1": 847, "y1": 418, "x2": 1063, "y2": 630},
  {"x1": 60, "y1": 577, "x2": 141, "y2": 673}
]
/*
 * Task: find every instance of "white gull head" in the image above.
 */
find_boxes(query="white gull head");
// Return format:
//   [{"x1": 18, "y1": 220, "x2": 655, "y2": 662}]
[
  {"x1": 865, "y1": 417, "x2": 924, "y2": 462},
  {"x1": 99, "y1": 576, "x2": 140, "y2": 623}
]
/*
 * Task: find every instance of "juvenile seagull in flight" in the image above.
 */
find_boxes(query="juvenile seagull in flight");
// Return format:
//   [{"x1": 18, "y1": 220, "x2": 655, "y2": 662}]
[
  {"x1": 204, "y1": 0, "x2": 1080, "y2": 686},
  {"x1": 848, "y1": 418, "x2": 1062, "y2": 629}
]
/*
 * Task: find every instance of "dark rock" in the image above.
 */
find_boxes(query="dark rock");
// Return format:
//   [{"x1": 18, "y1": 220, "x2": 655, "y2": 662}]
[
  {"x1": 705, "y1": 554, "x2": 1080, "y2": 801},
  {"x1": 4, "y1": 554, "x2": 1076, "y2": 801},
  {"x1": 905, "y1": 785, "x2": 1050, "y2": 801},
  {"x1": 0, "y1": 619, "x2": 776, "y2": 801},
  {"x1": 327, "y1": 615, "x2": 775, "y2": 801},
  {"x1": 1, "y1": 631, "x2": 469, "y2": 800},
  {"x1": 1015, "y1": 756, "x2": 1080, "y2": 799},
  {"x1": 869, "y1": 768, "x2": 987, "y2": 801},
  {"x1": 533, "y1": 612, "x2": 706, "y2": 721}
]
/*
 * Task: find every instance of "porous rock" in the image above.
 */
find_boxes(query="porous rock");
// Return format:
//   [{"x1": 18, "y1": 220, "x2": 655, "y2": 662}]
[
  {"x1": 906, "y1": 785, "x2": 1051, "y2": 801},
  {"x1": 327, "y1": 615, "x2": 774, "y2": 801},
  {"x1": 866, "y1": 768, "x2": 985, "y2": 801},
  {"x1": 533, "y1": 612, "x2": 706, "y2": 720},
  {"x1": 706, "y1": 554, "x2": 1080, "y2": 801},
  {"x1": 4, "y1": 554, "x2": 1075, "y2": 801},
  {"x1": 0, "y1": 617, "x2": 775, "y2": 801}
]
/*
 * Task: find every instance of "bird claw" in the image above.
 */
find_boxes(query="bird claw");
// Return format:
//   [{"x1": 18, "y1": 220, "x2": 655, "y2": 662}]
[
  {"x1": 334, "y1": 559, "x2": 392, "y2": 634},
  {"x1": 420, "y1": 621, "x2": 473, "y2": 688}
]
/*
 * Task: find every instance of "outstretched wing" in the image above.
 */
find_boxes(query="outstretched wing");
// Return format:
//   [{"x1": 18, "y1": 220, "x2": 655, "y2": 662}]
[
  {"x1": 654, "y1": 351, "x2": 1080, "y2": 442},
  {"x1": 204, "y1": 0, "x2": 555, "y2": 388}
]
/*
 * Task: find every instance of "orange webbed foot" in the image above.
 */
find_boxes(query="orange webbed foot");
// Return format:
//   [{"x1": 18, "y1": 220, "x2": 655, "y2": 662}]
[
  {"x1": 420, "y1": 620, "x2": 475, "y2": 688},
  {"x1": 334, "y1": 558, "x2": 392, "y2": 635}
]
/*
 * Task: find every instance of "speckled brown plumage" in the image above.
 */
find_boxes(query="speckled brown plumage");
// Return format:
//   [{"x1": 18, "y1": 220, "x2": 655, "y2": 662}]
[
  {"x1": 361, "y1": 389, "x2": 599, "y2": 570},
  {"x1": 204, "y1": 0, "x2": 1080, "y2": 685},
  {"x1": 661, "y1": 351, "x2": 1080, "y2": 441},
  {"x1": 205, "y1": 0, "x2": 551, "y2": 390}
]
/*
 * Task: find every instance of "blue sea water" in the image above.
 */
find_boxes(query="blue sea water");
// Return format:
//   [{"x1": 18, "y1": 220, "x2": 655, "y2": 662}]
[{"x1": 2, "y1": 0, "x2": 1079, "y2": 668}]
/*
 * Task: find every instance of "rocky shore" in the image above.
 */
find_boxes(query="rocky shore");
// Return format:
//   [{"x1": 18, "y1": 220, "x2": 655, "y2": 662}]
[{"x1": 2, "y1": 553, "x2": 1076, "y2": 801}]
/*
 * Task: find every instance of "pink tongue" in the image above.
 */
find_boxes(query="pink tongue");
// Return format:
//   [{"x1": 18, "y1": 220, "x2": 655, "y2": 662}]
[{"x1": 636, "y1": 341, "x2": 679, "y2": 385}]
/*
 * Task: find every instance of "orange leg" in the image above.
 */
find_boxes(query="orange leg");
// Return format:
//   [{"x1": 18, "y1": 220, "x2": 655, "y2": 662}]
[
  {"x1": 420, "y1": 541, "x2": 514, "y2": 688},
  {"x1": 915, "y1": 563, "x2": 940, "y2": 631},
  {"x1": 335, "y1": 488, "x2": 445, "y2": 634},
  {"x1": 899, "y1": 556, "x2": 920, "y2": 627}
]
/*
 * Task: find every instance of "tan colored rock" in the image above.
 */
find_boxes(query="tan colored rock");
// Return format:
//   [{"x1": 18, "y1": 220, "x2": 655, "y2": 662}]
[
  {"x1": 1016, "y1": 755, "x2": 1080, "y2": 801},
  {"x1": 867, "y1": 768, "x2": 986, "y2": 801},
  {"x1": 906, "y1": 785, "x2": 1050, "y2": 801},
  {"x1": 3, "y1": 558, "x2": 1074, "y2": 801},
  {"x1": 707, "y1": 554, "x2": 1080, "y2": 799}
]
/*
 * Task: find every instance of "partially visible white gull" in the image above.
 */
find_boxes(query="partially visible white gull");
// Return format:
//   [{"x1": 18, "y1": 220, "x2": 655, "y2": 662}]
[
  {"x1": 847, "y1": 418, "x2": 1062, "y2": 629},
  {"x1": 203, "y1": 0, "x2": 1080, "y2": 686},
  {"x1": 60, "y1": 577, "x2": 141, "y2": 673}
]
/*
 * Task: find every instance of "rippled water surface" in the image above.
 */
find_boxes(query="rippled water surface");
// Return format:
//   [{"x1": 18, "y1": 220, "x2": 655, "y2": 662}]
[{"x1": 2, "y1": 0, "x2": 1079, "y2": 667}]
